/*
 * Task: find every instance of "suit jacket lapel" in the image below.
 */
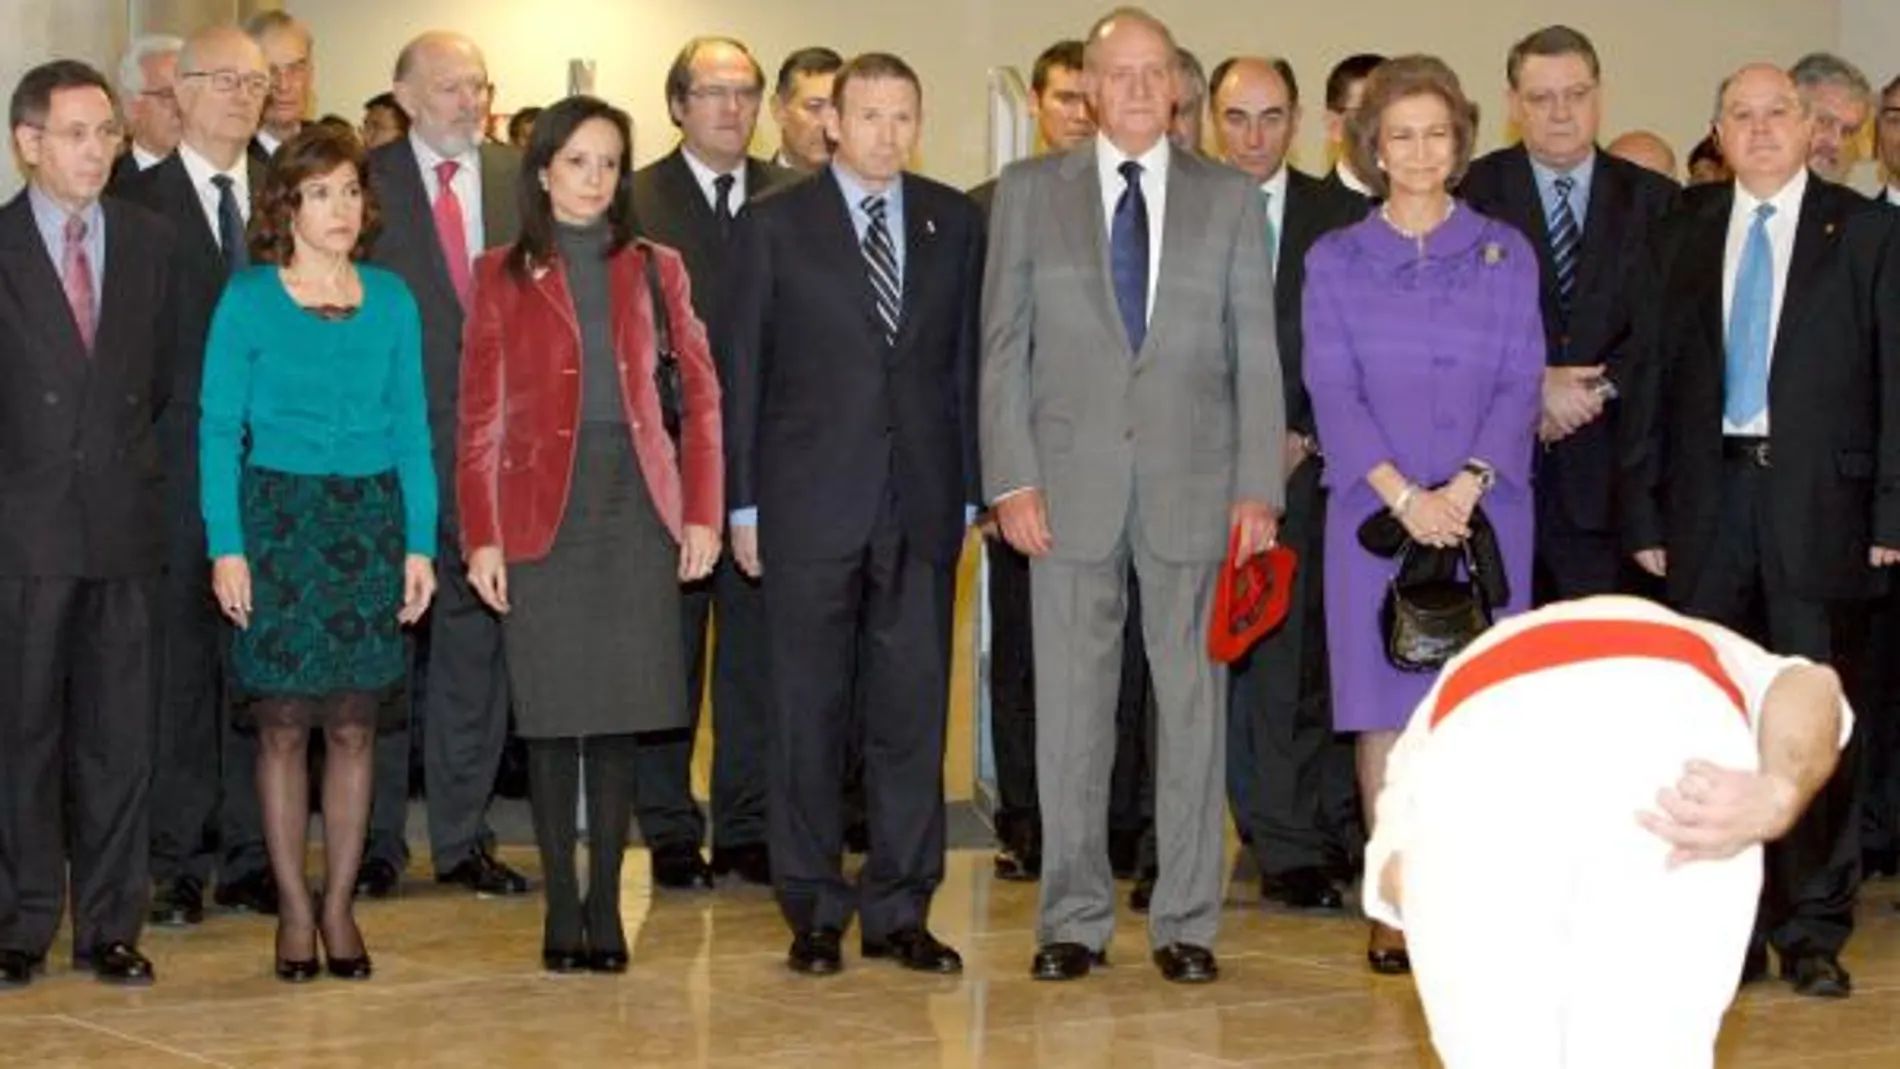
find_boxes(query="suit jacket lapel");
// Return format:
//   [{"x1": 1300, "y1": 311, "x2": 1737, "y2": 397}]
[
  {"x1": 1143, "y1": 151, "x2": 1212, "y2": 362},
  {"x1": 387, "y1": 144, "x2": 459, "y2": 311},
  {"x1": 892, "y1": 176, "x2": 944, "y2": 352},
  {"x1": 90, "y1": 200, "x2": 137, "y2": 378},
  {"x1": 808, "y1": 169, "x2": 885, "y2": 347},
  {"x1": 0, "y1": 196, "x2": 89, "y2": 366},
  {"x1": 1772, "y1": 175, "x2": 1835, "y2": 358},
  {"x1": 1500, "y1": 148, "x2": 1560, "y2": 309},
  {"x1": 530, "y1": 259, "x2": 582, "y2": 344},
  {"x1": 1575, "y1": 153, "x2": 1627, "y2": 306},
  {"x1": 1689, "y1": 187, "x2": 1733, "y2": 373},
  {"x1": 1275, "y1": 173, "x2": 1313, "y2": 302},
  {"x1": 1054, "y1": 145, "x2": 1125, "y2": 356}
]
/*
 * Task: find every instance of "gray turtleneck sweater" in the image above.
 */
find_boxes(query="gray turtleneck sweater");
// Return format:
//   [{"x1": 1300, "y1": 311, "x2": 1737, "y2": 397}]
[{"x1": 554, "y1": 220, "x2": 625, "y2": 425}]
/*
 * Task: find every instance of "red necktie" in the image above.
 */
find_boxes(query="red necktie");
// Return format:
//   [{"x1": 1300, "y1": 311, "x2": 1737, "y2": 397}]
[
  {"x1": 63, "y1": 214, "x2": 96, "y2": 353},
  {"x1": 433, "y1": 159, "x2": 471, "y2": 308}
]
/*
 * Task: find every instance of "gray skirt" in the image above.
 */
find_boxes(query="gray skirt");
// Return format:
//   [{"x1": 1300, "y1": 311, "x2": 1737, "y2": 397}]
[{"x1": 501, "y1": 424, "x2": 688, "y2": 738}]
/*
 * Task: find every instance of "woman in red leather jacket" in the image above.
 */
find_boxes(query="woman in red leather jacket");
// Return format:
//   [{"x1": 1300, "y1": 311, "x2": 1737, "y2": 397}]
[{"x1": 455, "y1": 94, "x2": 721, "y2": 973}]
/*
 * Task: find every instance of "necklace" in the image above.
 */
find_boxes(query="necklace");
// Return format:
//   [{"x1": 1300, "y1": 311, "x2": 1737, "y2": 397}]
[{"x1": 1380, "y1": 200, "x2": 1455, "y2": 255}]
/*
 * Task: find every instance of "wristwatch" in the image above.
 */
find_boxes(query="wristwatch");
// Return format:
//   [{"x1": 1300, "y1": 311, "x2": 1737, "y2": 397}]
[{"x1": 1462, "y1": 458, "x2": 1497, "y2": 491}]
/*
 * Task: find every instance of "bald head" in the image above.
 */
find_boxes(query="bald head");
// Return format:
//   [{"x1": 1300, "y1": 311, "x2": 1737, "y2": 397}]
[
  {"x1": 1083, "y1": 7, "x2": 1180, "y2": 154},
  {"x1": 1211, "y1": 57, "x2": 1300, "y2": 182},
  {"x1": 1607, "y1": 130, "x2": 1677, "y2": 179},
  {"x1": 174, "y1": 25, "x2": 266, "y2": 168},
  {"x1": 1715, "y1": 62, "x2": 1812, "y2": 196},
  {"x1": 393, "y1": 31, "x2": 490, "y2": 157}
]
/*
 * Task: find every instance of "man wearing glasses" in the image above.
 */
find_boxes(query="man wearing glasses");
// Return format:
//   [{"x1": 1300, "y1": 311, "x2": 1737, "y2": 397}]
[
  {"x1": 242, "y1": 10, "x2": 315, "y2": 161},
  {"x1": 630, "y1": 35, "x2": 796, "y2": 893},
  {"x1": 366, "y1": 30, "x2": 529, "y2": 901},
  {"x1": 108, "y1": 34, "x2": 182, "y2": 187},
  {"x1": 116, "y1": 23, "x2": 280, "y2": 932},
  {"x1": 1790, "y1": 52, "x2": 1874, "y2": 186}
]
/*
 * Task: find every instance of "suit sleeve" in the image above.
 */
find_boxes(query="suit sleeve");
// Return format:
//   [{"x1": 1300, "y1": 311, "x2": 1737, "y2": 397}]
[
  {"x1": 456, "y1": 260, "x2": 506, "y2": 555},
  {"x1": 1229, "y1": 182, "x2": 1286, "y2": 509},
  {"x1": 978, "y1": 168, "x2": 1040, "y2": 502},
  {"x1": 198, "y1": 284, "x2": 254, "y2": 559},
  {"x1": 1302, "y1": 244, "x2": 1401, "y2": 491},
  {"x1": 721, "y1": 203, "x2": 773, "y2": 519},
  {"x1": 386, "y1": 281, "x2": 437, "y2": 557},
  {"x1": 1468, "y1": 239, "x2": 1546, "y2": 493},
  {"x1": 660, "y1": 246, "x2": 724, "y2": 529},
  {"x1": 1871, "y1": 211, "x2": 1900, "y2": 547},
  {"x1": 956, "y1": 201, "x2": 985, "y2": 509}
]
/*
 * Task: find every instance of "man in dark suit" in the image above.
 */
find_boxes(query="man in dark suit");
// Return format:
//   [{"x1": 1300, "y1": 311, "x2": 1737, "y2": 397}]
[
  {"x1": 726, "y1": 51, "x2": 981, "y2": 976},
  {"x1": 1461, "y1": 26, "x2": 1678, "y2": 602},
  {"x1": 107, "y1": 35, "x2": 182, "y2": 190},
  {"x1": 1320, "y1": 53, "x2": 1383, "y2": 203},
  {"x1": 1621, "y1": 62, "x2": 1900, "y2": 999},
  {"x1": 1865, "y1": 73, "x2": 1900, "y2": 881},
  {"x1": 116, "y1": 23, "x2": 278, "y2": 928},
  {"x1": 243, "y1": 11, "x2": 314, "y2": 160},
  {"x1": 364, "y1": 30, "x2": 527, "y2": 898},
  {"x1": 0, "y1": 59, "x2": 171, "y2": 988},
  {"x1": 630, "y1": 35, "x2": 796, "y2": 891},
  {"x1": 1208, "y1": 53, "x2": 1365, "y2": 914}
]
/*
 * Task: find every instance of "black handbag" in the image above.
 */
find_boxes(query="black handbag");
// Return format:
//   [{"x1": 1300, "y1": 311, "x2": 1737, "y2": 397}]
[
  {"x1": 639, "y1": 241, "x2": 684, "y2": 445},
  {"x1": 1381, "y1": 540, "x2": 1492, "y2": 672}
]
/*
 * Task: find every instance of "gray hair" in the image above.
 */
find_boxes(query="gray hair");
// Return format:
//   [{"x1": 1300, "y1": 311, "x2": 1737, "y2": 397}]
[
  {"x1": 243, "y1": 10, "x2": 313, "y2": 50},
  {"x1": 118, "y1": 34, "x2": 183, "y2": 94},
  {"x1": 1789, "y1": 52, "x2": 1872, "y2": 108}
]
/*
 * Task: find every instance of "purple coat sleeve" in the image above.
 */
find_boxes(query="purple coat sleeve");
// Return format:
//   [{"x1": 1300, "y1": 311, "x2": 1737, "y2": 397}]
[
  {"x1": 1468, "y1": 233, "x2": 1547, "y2": 494},
  {"x1": 1302, "y1": 238, "x2": 1400, "y2": 493}
]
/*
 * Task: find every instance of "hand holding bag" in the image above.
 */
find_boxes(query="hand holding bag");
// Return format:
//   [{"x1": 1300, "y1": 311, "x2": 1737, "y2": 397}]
[{"x1": 1381, "y1": 539, "x2": 1492, "y2": 672}]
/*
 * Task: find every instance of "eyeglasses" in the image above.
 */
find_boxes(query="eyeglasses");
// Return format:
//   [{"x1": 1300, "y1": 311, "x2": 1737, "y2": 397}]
[
  {"x1": 139, "y1": 88, "x2": 176, "y2": 104},
  {"x1": 688, "y1": 85, "x2": 763, "y2": 107},
  {"x1": 1519, "y1": 84, "x2": 1598, "y2": 113},
  {"x1": 181, "y1": 68, "x2": 269, "y2": 97},
  {"x1": 28, "y1": 121, "x2": 124, "y2": 148}
]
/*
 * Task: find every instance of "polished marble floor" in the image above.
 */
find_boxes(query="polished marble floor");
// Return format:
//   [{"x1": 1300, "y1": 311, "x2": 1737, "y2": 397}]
[{"x1": 4, "y1": 852, "x2": 1899, "y2": 1068}]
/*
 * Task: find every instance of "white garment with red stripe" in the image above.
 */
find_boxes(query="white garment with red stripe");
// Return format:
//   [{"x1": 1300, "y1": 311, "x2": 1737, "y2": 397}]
[{"x1": 1364, "y1": 596, "x2": 1853, "y2": 1069}]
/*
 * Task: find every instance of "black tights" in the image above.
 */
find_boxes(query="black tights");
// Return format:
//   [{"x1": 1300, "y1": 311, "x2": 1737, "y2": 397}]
[
  {"x1": 527, "y1": 734, "x2": 639, "y2": 954},
  {"x1": 254, "y1": 693, "x2": 378, "y2": 961}
]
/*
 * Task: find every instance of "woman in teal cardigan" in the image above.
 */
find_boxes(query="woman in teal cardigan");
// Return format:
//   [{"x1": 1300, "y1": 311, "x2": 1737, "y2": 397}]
[{"x1": 200, "y1": 128, "x2": 436, "y2": 983}]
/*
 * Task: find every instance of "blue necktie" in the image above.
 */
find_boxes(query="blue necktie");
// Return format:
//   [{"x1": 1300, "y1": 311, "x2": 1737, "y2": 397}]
[
  {"x1": 212, "y1": 173, "x2": 248, "y2": 275},
  {"x1": 1549, "y1": 174, "x2": 1580, "y2": 318},
  {"x1": 1111, "y1": 159, "x2": 1149, "y2": 353},
  {"x1": 1724, "y1": 203, "x2": 1776, "y2": 426}
]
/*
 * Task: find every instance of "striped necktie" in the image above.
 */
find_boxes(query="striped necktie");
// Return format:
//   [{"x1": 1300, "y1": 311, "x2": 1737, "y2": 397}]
[
  {"x1": 1549, "y1": 174, "x2": 1581, "y2": 317},
  {"x1": 862, "y1": 195, "x2": 900, "y2": 345}
]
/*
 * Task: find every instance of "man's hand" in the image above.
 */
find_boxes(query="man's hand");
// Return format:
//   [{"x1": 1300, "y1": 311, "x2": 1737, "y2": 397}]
[
  {"x1": 1378, "y1": 852, "x2": 1404, "y2": 915},
  {"x1": 994, "y1": 490, "x2": 1053, "y2": 557},
  {"x1": 1634, "y1": 548, "x2": 1667, "y2": 577},
  {"x1": 1542, "y1": 365, "x2": 1608, "y2": 439},
  {"x1": 1637, "y1": 759, "x2": 1800, "y2": 868},
  {"x1": 1284, "y1": 432, "x2": 1314, "y2": 480},
  {"x1": 1230, "y1": 500, "x2": 1279, "y2": 560},
  {"x1": 733, "y1": 523, "x2": 762, "y2": 578},
  {"x1": 1872, "y1": 546, "x2": 1900, "y2": 567}
]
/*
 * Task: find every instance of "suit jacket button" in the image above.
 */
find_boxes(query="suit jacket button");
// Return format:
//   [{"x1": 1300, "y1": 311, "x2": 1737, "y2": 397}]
[
  {"x1": 631, "y1": 421, "x2": 641, "y2": 431},
  {"x1": 44, "y1": 391, "x2": 58, "y2": 405}
]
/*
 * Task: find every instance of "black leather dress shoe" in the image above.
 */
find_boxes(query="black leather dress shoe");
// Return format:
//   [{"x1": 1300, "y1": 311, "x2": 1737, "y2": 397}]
[
  {"x1": 1031, "y1": 942, "x2": 1106, "y2": 981},
  {"x1": 0, "y1": 949, "x2": 35, "y2": 989},
  {"x1": 1153, "y1": 943, "x2": 1219, "y2": 983},
  {"x1": 1128, "y1": 868, "x2": 1157, "y2": 913},
  {"x1": 1864, "y1": 846, "x2": 1898, "y2": 879},
  {"x1": 542, "y1": 947, "x2": 588, "y2": 974},
  {"x1": 710, "y1": 843, "x2": 772, "y2": 886},
  {"x1": 149, "y1": 876, "x2": 206, "y2": 928},
  {"x1": 88, "y1": 942, "x2": 156, "y2": 986},
  {"x1": 843, "y1": 821, "x2": 872, "y2": 855},
  {"x1": 1781, "y1": 952, "x2": 1851, "y2": 998},
  {"x1": 354, "y1": 858, "x2": 402, "y2": 899},
  {"x1": 864, "y1": 927, "x2": 963, "y2": 974},
  {"x1": 993, "y1": 846, "x2": 1040, "y2": 881},
  {"x1": 650, "y1": 845, "x2": 715, "y2": 890},
  {"x1": 213, "y1": 870, "x2": 279, "y2": 915},
  {"x1": 436, "y1": 849, "x2": 529, "y2": 896},
  {"x1": 1260, "y1": 867, "x2": 1345, "y2": 913},
  {"x1": 586, "y1": 948, "x2": 629, "y2": 974},
  {"x1": 1108, "y1": 830, "x2": 1142, "y2": 880},
  {"x1": 788, "y1": 928, "x2": 844, "y2": 976}
]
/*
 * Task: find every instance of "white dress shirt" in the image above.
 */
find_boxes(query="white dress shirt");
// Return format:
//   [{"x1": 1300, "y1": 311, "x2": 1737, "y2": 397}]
[
  {"x1": 1095, "y1": 133, "x2": 1170, "y2": 318},
  {"x1": 682, "y1": 146, "x2": 747, "y2": 212},
  {"x1": 1720, "y1": 169, "x2": 1807, "y2": 436},
  {"x1": 1884, "y1": 186, "x2": 1900, "y2": 208},
  {"x1": 131, "y1": 144, "x2": 164, "y2": 172},
  {"x1": 177, "y1": 141, "x2": 251, "y2": 243},
  {"x1": 1333, "y1": 159, "x2": 1374, "y2": 198},
  {"x1": 1258, "y1": 164, "x2": 1290, "y2": 273},
  {"x1": 408, "y1": 132, "x2": 484, "y2": 261}
]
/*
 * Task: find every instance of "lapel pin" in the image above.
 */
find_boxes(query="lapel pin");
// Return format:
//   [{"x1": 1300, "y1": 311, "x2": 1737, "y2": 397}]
[
  {"x1": 1482, "y1": 242, "x2": 1504, "y2": 265},
  {"x1": 1825, "y1": 221, "x2": 1837, "y2": 236},
  {"x1": 925, "y1": 218, "x2": 936, "y2": 237}
]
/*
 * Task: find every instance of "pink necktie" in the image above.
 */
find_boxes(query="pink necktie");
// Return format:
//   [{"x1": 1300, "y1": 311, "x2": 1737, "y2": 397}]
[
  {"x1": 63, "y1": 215, "x2": 96, "y2": 353},
  {"x1": 433, "y1": 159, "x2": 472, "y2": 308}
]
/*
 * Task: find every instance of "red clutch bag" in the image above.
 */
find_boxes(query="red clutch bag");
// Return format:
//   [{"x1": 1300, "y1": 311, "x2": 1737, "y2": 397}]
[{"x1": 1207, "y1": 528, "x2": 1297, "y2": 664}]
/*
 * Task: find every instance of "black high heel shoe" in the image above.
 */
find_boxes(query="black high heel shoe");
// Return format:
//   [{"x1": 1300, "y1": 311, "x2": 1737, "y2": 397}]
[
  {"x1": 275, "y1": 921, "x2": 320, "y2": 984},
  {"x1": 319, "y1": 909, "x2": 374, "y2": 981}
]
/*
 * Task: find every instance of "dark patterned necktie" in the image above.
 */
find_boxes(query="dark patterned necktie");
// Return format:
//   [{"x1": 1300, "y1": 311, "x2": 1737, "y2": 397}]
[
  {"x1": 863, "y1": 195, "x2": 900, "y2": 345},
  {"x1": 212, "y1": 173, "x2": 248, "y2": 274},
  {"x1": 1111, "y1": 160, "x2": 1149, "y2": 353},
  {"x1": 1550, "y1": 174, "x2": 1580, "y2": 317},
  {"x1": 713, "y1": 173, "x2": 735, "y2": 243}
]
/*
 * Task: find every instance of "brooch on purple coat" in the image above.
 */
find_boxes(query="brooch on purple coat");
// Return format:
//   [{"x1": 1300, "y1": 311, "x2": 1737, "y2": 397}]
[{"x1": 1482, "y1": 242, "x2": 1506, "y2": 266}]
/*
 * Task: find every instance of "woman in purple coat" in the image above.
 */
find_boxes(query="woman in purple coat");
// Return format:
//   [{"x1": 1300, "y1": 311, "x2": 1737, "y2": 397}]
[{"x1": 1302, "y1": 55, "x2": 1544, "y2": 974}]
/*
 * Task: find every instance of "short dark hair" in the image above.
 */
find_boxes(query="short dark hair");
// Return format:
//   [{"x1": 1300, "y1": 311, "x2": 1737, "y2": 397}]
[
  {"x1": 1689, "y1": 132, "x2": 1724, "y2": 167},
  {"x1": 1208, "y1": 55, "x2": 1301, "y2": 109},
  {"x1": 251, "y1": 126, "x2": 379, "y2": 264},
  {"x1": 1506, "y1": 25, "x2": 1600, "y2": 89},
  {"x1": 774, "y1": 47, "x2": 843, "y2": 100},
  {"x1": 1175, "y1": 47, "x2": 1207, "y2": 105},
  {"x1": 506, "y1": 95, "x2": 636, "y2": 281},
  {"x1": 507, "y1": 106, "x2": 541, "y2": 145},
  {"x1": 664, "y1": 36, "x2": 764, "y2": 126},
  {"x1": 1884, "y1": 72, "x2": 1900, "y2": 100},
  {"x1": 1347, "y1": 54, "x2": 1479, "y2": 199},
  {"x1": 9, "y1": 59, "x2": 116, "y2": 132},
  {"x1": 831, "y1": 52, "x2": 923, "y2": 111},
  {"x1": 1325, "y1": 53, "x2": 1386, "y2": 113},
  {"x1": 1030, "y1": 40, "x2": 1086, "y2": 96}
]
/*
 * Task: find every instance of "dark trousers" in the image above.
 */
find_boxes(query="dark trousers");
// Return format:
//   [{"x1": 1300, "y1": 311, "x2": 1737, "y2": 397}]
[
  {"x1": 1228, "y1": 458, "x2": 1363, "y2": 875},
  {"x1": 147, "y1": 418, "x2": 267, "y2": 888},
  {"x1": 1857, "y1": 593, "x2": 1900, "y2": 861},
  {"x1": 764, "y1": 494, "x2": 954, "y2": 939},
  {"x1": 1531, "y1": 446, "x2": 1624, "y2": 605},
  {"x1": 0, "y1": 578, "x2": 155, "y2": 955},
  {"x1": 1680, "y1": 459, "x2": 1865, "y2": 957},
  {"x1": 419, "y1": 523, "x2": 510, "y2": 871},
  {"x1": 987, "y1": 537, "x2": 1038, "y2": 847},
  {"x1": 632, "y1": 560, "x2": 772, "y2": 853}
]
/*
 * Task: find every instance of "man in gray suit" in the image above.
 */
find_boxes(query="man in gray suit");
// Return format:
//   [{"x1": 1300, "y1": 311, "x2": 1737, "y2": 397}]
[{"x1": 981, "y1": 5, "x2": 1283, "y2": 985}]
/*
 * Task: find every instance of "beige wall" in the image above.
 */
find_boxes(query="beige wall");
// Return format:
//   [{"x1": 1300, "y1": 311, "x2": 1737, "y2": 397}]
[
  {"x1": 0, "y1": 0, "x2": 126, "y2": 199},
  {"x1": 295, "y1": 0, "x2": 1839, "y2": 186}
]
